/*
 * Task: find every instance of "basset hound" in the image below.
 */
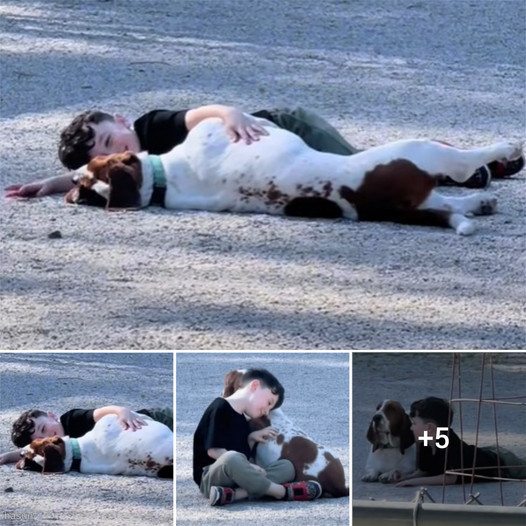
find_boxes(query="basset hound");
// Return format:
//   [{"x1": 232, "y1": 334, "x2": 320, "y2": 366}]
[
  {"x1": 65, "y1": 116, "x2": 523, "y2": 235},
  {"x1": 362, "y1": 399, "x2": 416, "y2": 483},
  {"x1": 222, "y1": 369, "x2": 349, "y2": 498},
  {"x1": 16, "y1": 414, "x2": 173, "y2": 478}
]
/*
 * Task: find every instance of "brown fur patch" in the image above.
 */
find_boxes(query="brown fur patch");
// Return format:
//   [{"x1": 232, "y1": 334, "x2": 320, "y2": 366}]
[{"x1": 340, "y1": 159, "x2": 436, "y2": 221}]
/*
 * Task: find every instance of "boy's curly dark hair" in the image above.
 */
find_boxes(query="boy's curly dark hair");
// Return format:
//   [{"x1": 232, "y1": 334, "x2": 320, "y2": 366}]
[
  {"x1": 58, "y1": 110, "x2": 114, "y2": 170},
  {"x1": 11, "y1": 409, "x2": 47, "y2": 447}
]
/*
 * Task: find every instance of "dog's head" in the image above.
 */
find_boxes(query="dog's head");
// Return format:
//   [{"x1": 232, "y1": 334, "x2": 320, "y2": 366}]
[
  {"x1": 16, "y1": 436, "x2": 66, "y2": 474},
  {"x1": 65, "y1": 151, "x2": 142, "y2": 209},
  {"x1": 366, "y1": 400, "x2": 414, "y2": 454}
]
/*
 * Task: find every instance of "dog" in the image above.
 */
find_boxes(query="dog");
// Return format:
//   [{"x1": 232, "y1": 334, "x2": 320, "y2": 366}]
[
  {"x1": 16, "y1": 414, "x2": 173, "y2": 477},
  {"x1": 65, "y1": 116, "x2": 523, "y2": 235},
  {"x1": 222, "y1": 369, "x2": 349, "y2": 497},
  {"x1": 362, "y1": 400, "x2": 416, "y2": 483}
]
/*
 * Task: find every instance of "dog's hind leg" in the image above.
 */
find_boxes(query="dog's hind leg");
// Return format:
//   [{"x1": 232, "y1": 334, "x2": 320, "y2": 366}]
[
  {"x1": 419, "y1": 189, "x2": 497, "y2": 216},
  {"x1": 425, "y1": 140, "x2": 523, "y2": 183}
]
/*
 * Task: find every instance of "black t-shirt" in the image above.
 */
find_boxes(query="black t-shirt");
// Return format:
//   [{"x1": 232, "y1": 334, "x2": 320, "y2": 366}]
[
  {"x1": 60, "y1": 409, "x2": 96, "y2": 438},
  {"x1": 133, "y1": 108, "x2": 279, "y2": 155},
  {"x1": 133, "y1": 110, "x2": 190, "y2": 154},
  {"x1": 193, "y1": 398, "x2": 251, "y2": 486},
  {"x1": 417, "y1": 428, "x2": 500, "y2": 482}
]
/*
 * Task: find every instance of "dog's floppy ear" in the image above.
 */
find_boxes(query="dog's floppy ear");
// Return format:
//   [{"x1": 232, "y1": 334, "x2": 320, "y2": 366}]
[
  {"x1": 399, "y1": 414, "x2": 415, "y2": 454},
  {"x1": 366, "y1": 421, "x2": 381, "y2": 451},
  {"x1": 42, "y1": 443, "x2": 65, "y2": 474},
  {"x1": 106, "y1": 165, "x2": 141, "y2": 209}
]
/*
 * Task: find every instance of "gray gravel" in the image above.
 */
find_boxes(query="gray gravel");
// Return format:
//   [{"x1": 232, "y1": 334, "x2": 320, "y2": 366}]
[
  {"x1": 0, "y1": 352, "x2": 173, "y2": 526},
  {"x1": 353, "y1": 352, "x2": 526, "y2": 508},
  {"x1": 1, "y1": 0, "x2": 525, "y2": 350},
  {"x1": 176, "y1": 352, "x2": 349, "y2": 525}
]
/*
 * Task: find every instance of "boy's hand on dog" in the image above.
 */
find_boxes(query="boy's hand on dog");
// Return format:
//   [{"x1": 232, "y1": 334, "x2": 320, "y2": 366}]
[
  {"x1": 224, "y1": 108, "x2": 269, "y2": 145},
  {"x1": 118, "y1": 408, "x2": 148, "y2": 432},
  {"x1": 249, "y1": 426, "x2": 278, "y2": 444}
]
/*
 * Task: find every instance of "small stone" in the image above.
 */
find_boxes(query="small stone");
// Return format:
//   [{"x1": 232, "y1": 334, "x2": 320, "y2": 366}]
[{"x1": 48, "y1": 230, "x2": 62, "y2": 239}]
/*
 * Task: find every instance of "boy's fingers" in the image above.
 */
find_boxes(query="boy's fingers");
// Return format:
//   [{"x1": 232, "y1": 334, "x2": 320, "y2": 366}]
[{"x1": 4, "y1": 184, "x2": 23, "y2": 191}]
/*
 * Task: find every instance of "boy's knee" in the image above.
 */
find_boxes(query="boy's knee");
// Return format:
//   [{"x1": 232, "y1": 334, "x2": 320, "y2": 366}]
[{"x1": 221, "y1": 451, "x2": 247, "y2": 467}]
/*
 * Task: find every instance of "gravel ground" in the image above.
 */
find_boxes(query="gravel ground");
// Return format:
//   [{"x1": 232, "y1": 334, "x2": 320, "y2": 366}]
[
  {"x1": 353, "y1": 352, "x2": 526, "y2": 510},
  {"x1": 1, "y1": 0, "x2": 524, "y2": 350},
  {"x1": 0, "y1": 352, "x2": 173, "y2": 526},
  {"x1": 176, "y1": 352, "x2": 350, "y2": 525}
]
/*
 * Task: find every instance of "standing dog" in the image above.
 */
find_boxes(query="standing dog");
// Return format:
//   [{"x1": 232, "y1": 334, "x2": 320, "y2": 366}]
[
  {"x1": 66, "y1": 116, "x2": 522, "y2": 235},
  {"x1": 362, "y1": 400, "x2": 415, "y2": 483}
]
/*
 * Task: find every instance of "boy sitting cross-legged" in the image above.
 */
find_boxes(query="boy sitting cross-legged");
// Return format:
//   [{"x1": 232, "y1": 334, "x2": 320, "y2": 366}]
[{"x1": 193, "y1": 368, "x2": 322, "y2": 506}]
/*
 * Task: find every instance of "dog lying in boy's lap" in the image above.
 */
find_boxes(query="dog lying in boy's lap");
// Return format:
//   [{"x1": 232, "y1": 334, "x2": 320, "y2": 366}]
[{"x1": 66, "y1": 116, "x2": 523, "y2": 235}]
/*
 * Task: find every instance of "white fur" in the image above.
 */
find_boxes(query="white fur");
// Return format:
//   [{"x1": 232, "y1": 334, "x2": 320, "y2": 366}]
[
  {"x1": 127, "y1": 118, "x2": 520, "y2": 234},
  {"x1": 362, "y1": 400, "x2": 416, "y2": 483},
  {"x1": 28, "y1": 415, "x2": 172, "y2": 477}
]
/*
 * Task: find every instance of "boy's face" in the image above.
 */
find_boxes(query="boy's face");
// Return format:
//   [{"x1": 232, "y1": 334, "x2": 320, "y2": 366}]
[
  {"x1": 30, "y1": 413, "x2": 65, "y2": 440},
  {"x1": 410, "y1": 413, "x2": 436, "y2": 444},
  {"x1": 245, "y1": 381, "x2": 279, "y2": 419},
  {"x1": 88, "y1": 115, "x2": 141, "y2": 158}
]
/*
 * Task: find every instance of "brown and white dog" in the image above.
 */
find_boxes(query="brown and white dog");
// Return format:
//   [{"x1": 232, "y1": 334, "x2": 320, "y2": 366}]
[
  {"x1": 362, "y1": 400, "x2": 415, "y2": 483},
  {"x1": 66, "y1": 116, "x2": 523, "y2": 235},
  {"x1": 16, "y1": 415, "x2": 173, "y2": 478},
  {"x1": 222, "y1": 369, "x2": 349, "y2": 497}
]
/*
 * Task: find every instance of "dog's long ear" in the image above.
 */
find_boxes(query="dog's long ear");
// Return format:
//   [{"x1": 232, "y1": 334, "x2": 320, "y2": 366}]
[
  {"x1": 366, "y1": 421, "x2": 380, "y2": 451},
  {"x1": 42, "y1": 443, "x2": 65, "y2": 474},
  {"x1": 399, "y1": 414, "x2": 415, "y2": 454},
  {"x1": 248, "y1": 416, "x2": 271, "y2": 432},
  {"x1": 106, "y1": 165, "x2": 141, "y2": 209}
]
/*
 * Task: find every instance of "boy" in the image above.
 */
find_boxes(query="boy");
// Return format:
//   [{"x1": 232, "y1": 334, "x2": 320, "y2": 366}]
[
  {"x1": 193, "y1": 368, "x2": 322, "y2": 506},
  {"x1": 6, "y1": 104, "x2": 513, "y2": 199},
  {"x1": 0, "y1": 405, "x2": 172, "y2": 465},
  {"x1": 396, "y1": 397, "x2": 526, "y2": 486}
]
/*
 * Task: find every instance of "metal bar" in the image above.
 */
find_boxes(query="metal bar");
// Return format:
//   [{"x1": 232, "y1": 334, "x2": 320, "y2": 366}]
[{"x1": 353, "y1": 499, "x2": 526, "y2": 526}]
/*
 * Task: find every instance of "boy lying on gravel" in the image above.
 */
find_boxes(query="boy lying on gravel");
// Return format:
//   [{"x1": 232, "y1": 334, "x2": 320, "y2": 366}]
[
  {"x1": 6, "y1": 103, "x2": 517, "y2": 200},
  {"x1": 0, "y1": 405, "x2": 172, "y2": 464}
]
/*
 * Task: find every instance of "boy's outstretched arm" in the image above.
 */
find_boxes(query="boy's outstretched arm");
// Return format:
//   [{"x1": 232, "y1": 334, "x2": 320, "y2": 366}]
[
  {"x1": 396, "y1": 473, "x2": 458, "y2": 486},
  {"x1": 185, "y1": 105, "x2": 269, "y2": 145},
  {"x1": 5, "y1": 174, "x2": 75, "y2": 199},
  {"x1": 0, "y1": 449, "x2": 24, "y2": 465}
]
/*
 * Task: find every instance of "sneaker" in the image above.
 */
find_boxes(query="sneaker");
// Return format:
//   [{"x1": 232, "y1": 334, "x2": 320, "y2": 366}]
[
  {"x1": 209, "y1": 486, "x2": 235, "y2": 506},
  {"x1": 283, "y1": 480, "x2": 322, "y2": 501},
  {"x1": 439, "y1": 165, "x2": 491, "y2": 189},
  {"x1": 488, "y1": 156, "x2": 525, "y2": 178}
]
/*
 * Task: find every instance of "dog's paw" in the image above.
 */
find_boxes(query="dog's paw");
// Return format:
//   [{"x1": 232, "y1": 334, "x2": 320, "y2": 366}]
[
  {"x1": 361, "y1": 473, "x2": 379, "y2": 482},
  {"x1": 472, "y1": 194, "x2": 497, "y2": 216},
  {"x1": 494, "y1": 141, "x2": 523, "y2": 162},
  {"x1": 455, "y1": 217, "x2": 476, "y2": 236}
]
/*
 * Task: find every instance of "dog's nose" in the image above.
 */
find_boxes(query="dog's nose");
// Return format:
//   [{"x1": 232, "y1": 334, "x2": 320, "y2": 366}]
[{"x1": 372, "y1": 414, "x2": 382, "y2": 423}]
